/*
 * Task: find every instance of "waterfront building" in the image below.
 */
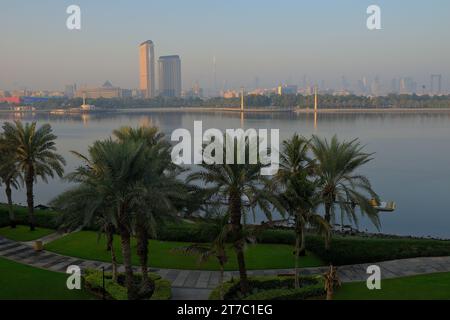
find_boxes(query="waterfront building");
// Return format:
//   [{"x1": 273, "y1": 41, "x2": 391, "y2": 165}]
[
  {"x1": 139, "y1": 40, "x2": 156, "y2": 99},
  {"x1": 158, "y1": 55, "x2": 182, "y2": 98},
  {"x1": 75, "y1": 81, "x2": 124, "y2": 99}
]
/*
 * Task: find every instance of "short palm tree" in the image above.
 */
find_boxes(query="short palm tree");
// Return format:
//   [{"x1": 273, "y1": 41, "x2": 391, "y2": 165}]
[
  {"x1": 188, "y1": 136, "x2": 284, "y2": 294},
  {"x1": 2, "y1": 121, "x2": 65, "y2": 231},
  {"x1": 277, "y1": 134, "x2": 330, "y2": 288},
  {"x1": 51, "y1": 186, "x2": 119, "y2": 282},
  {"x1": 172, "y1": 212, "x2": 231, "y2": 300},
  {"x1": 310, "y1": 135, "x2": 380, "y2": 229},
  {"x1": 0, "y1": 134, "x2": 22, "y2": 228}
]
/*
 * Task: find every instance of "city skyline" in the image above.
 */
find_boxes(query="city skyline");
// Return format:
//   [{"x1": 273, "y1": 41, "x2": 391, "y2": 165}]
[{"x1": 1, "y1": 1, "x2": 450, "y2": 92}]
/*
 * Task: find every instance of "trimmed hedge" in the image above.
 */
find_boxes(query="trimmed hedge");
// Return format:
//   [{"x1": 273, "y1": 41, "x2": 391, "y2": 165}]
[
  {"x1": 0, "y1": 204, "x2": 59, "y2": 229},
  {"x1": 209, "y1": 275, "x2": 325, "y2": 300},
  {"x1": 3, "y1": 204, "x2": 450, "y2": 267},
  {"x1": 307, "y1": 235, "x2": 450, "y2": 265},
  {"x1": 83, "y1": 269, "x2": 171, "y2": 300}
]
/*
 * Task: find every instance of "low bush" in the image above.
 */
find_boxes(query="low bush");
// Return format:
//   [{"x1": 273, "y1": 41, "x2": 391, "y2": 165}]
[
  {"x1": 307, "y1": 235, "x2": 450, "y2": 265},
  {"x1": 0, "y1": 204, "x2": 59, "y2": 229},
  {"x1": 83, "y1": 269, "x2": 171, "y2": 300},
  {"x1": 209, "y1": 275, "x2": 325, "y2": 300}
]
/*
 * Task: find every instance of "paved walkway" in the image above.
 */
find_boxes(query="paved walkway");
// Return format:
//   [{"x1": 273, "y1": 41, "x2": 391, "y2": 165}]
[{"x1": 2, "y1": 235, "x2": 450, "y2": 300}]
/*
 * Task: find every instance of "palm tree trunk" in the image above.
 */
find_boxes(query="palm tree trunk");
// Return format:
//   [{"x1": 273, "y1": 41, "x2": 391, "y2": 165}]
[
  {"x1": 294, "y1": 232, "x2": 300, "y2": 289},
  {"x1": 25, "y1": 165, "x2": 35, "y2": 231},
  {"x1": 117, "y1": 203, "x2": 136, "y2": 300},
  {"x1": 299, "y1": 224, "x2": 306, "y2": 255},
  {"x1": 119, "y1": 229, "x2": 137, "y2": 300},
  {"x1": 219, "y1": 262, "x2": 225, "y2": 300},
  {"x1": 234, "y1": 242, "x2": 248, "y2": 293},
  {"x1": 5, "y1": 181, "x2": 16, "y2": 228},
  {"x1": 324, "y1": 202, "x2": 332, "y2": 224},
  {"x1": 326, "y1": 288, "x2": 334, "y2": 300},
  {"x1": 230, "y1": 190, "x2": 248, "y2": 294},
  {"x1": 106, "y1": 225, "x2": 118, "y2": 282},
  {"x1": 136, "y1": 225, "x2": 150, "y2": 286}
]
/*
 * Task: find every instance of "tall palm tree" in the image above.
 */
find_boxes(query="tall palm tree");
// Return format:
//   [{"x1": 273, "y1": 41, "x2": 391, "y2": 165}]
[
  {"x1": 188, "y1": 136, "x2": 283, "y2": 294},
  {"x1": 53, "y1": 139, "x2": 147, "y2": 299},
  {"x1": 0, "y1": 134, "x2": 22, "y2": 228},
  {"x1": 277, "y1": 134, "x2": 330, "y2": 288},
  {"x1": 2, "y1": 121, "x2": 65, "y2": 231},
  {"x1": 113, "y1": 125, "x2": 184, "y2": 289},
  {"x1": 310, "y1": 135, "x2": 380, "y2": 230}
]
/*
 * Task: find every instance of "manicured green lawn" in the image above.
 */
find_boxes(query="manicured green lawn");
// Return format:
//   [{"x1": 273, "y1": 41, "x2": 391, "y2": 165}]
[
  {"x1": 45, "y1": 231, "x2": 324, "y2": 271},
  {"x1": 334, "y1": 272, "x2": 450, "y2": 300},
  {"x1": 0, "y1": 257, "x2": 94, "y2": 300},
  {"x1": 0, "y1": 225, "x2": 54, "y2": 241}
]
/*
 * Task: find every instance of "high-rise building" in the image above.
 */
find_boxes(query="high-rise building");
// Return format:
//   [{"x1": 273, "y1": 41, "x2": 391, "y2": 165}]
[
  {"x1": 430, "y1": 74, "x2": 442, "y2": 95},
  {"x1": 139, "y1": 40, "x2": 155, "y2": 99},
  {"x1": 158, "y1": 55, "x2": 182, "y2": 97},
  {"x1": 371, "y1": 77, "x2": 381, "y2": 96},
  {"x1": 399, "y1": 77, "x2": 417, "y2": 94},
  {"x1": 64, "y1": 84, "x2": 77, "y2": 98}
]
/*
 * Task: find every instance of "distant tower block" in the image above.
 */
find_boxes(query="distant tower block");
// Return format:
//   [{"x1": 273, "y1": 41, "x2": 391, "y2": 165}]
[
  {"x1": 314, "y1": 86, "x2": 318, "y2": 112},
  {"x1": 158, "y1": 55, "x2": 182, "y2": 98},
  {"x1": 430, "y1": 74, "x2": 442, "y2": 95},
  {"x1": 240, "y1": 87, "x2": 245, "y2": 112},
  {"x1": 139, "y1": 40, "x2": 156, "y2": 98}
]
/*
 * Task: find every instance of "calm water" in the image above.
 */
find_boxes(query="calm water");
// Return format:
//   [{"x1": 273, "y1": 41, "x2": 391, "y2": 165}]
[{"x1": 1, "y1": 110, "x2": 450, "y2": 239}]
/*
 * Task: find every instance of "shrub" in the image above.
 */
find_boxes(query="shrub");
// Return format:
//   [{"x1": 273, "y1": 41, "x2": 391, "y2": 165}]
[
  {"x1": 0, "y1": 204, "x2": 59, "y2": 229},
  {"x1": 83, "y1": 269, "x2": 171, "y2": 300},
  {"x1": 307, "y1": 235, "x2": 450, "y2": 265},
  {"x1": 209, "y1": 275, "x2": 325, "y2": 300}
]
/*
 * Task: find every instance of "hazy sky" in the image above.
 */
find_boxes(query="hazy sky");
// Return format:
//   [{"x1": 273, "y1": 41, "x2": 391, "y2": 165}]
[{"x1": 1, "y1": 0, "x2": 450, "y2": 91}]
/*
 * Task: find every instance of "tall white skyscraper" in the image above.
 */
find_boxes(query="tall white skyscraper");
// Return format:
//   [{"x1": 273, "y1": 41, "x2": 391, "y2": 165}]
[
  {"x1": 158, "y1": 55, "x2": 182, "y2": 97},
  {"x1": 139, "y1": 40, "x2": 155, "y2": 98}
]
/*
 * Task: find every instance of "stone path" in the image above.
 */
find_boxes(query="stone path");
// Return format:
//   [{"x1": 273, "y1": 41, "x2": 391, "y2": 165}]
[
  {"x1": 23, "y1": 230, "x2": 76, "y2": 246},
  {"x1": 2, "y1": 235, "x2": 450, "y2": 300}
]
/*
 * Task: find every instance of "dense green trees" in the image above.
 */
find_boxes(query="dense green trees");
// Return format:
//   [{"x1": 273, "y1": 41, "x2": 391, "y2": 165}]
[
  {"x1": 25, "y1": 93, "x2": 450, "y2": 110},
  {"x1": 52, "y1": 125, "x2": 188, "y2": 299}
]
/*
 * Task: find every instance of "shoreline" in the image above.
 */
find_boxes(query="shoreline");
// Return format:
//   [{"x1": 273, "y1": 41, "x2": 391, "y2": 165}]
[{"x1": 3, "y1": 106, "x2": 450, "y2": 115}]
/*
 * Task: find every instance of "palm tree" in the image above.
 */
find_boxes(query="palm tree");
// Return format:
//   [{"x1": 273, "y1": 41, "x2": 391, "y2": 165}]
[
  {"x1": 188, "y1": 136, "x2": 284, "y2": 294},
  {"x1": 2, "y1": 121, "x2": 65, "y2": 231},
  {"x1": 172, "y1": 212, "x2": 231, "y2": 300},
  {"x1": 113, "y1": 125, "x2": 184, "y2": 289},
  {"x1": 310, "y1": 135, "x2": 380, "y2": 229},
  {"x1": 0, "y1": 134, "x2": 22, "y2": 228},
  {"x1": 323, "y1": 265, "x2": 341, "y2": 300},
  {"x1": 53, "y1": 139, "x2": 147, "y2": 299},
  {"x1": 277, "y1": 134, "x2": 330, "y2": 288},
  {"x1": 52, "y1": 186, "x2": 119, "y2": 282}
]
